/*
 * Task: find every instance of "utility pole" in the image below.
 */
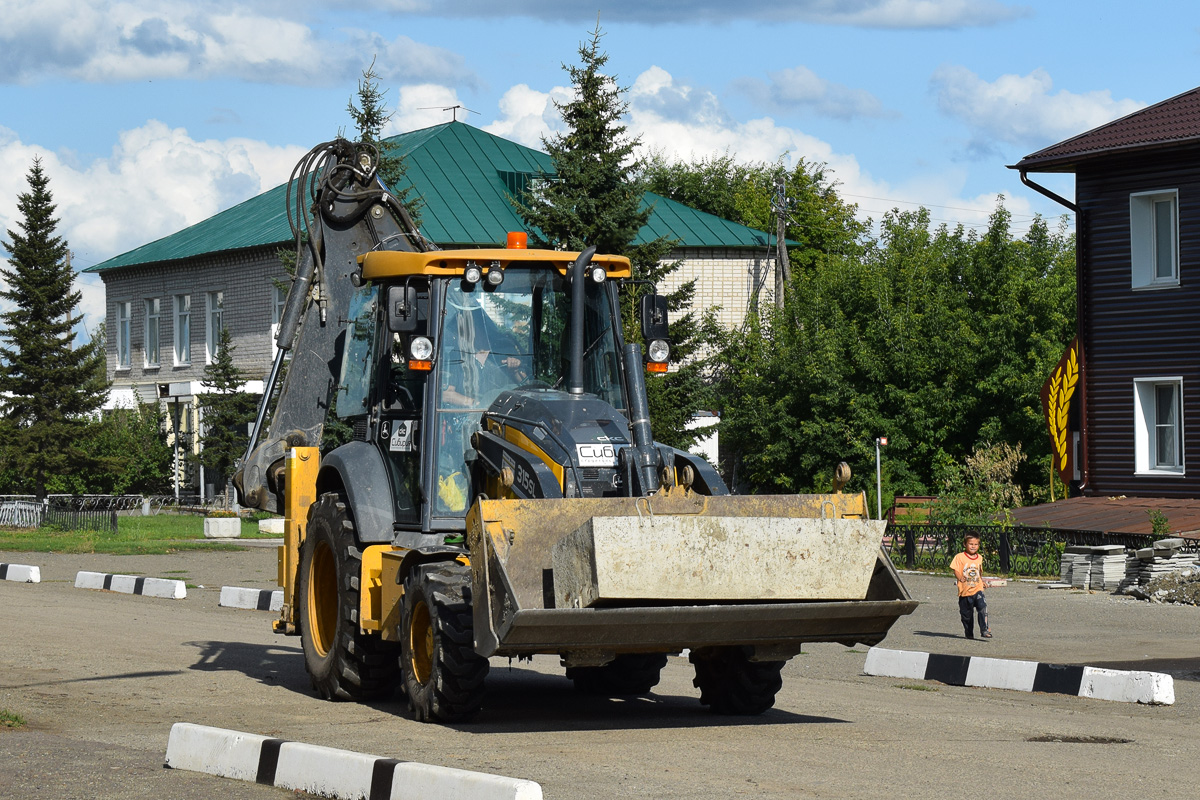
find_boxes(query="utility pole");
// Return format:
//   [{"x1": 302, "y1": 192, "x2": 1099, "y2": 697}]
[
  {"x1": 770, "y1": 175, "x2": 793, "y2": 309},
  {"x1": 875, "y1": 436, "x2": 888, "y2": 520}
]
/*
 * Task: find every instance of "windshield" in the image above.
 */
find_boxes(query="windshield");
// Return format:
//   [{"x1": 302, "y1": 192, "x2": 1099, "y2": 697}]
[
  {"x1": 432, "y1": 267, "x2": 624, "y2": 518},
  {"x1": 435, "y1": 267, "x2": 624, "y2": 412}
]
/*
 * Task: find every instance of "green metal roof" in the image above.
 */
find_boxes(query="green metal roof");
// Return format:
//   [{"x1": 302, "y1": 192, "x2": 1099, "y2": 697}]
[{"x1": 87, "y1": 121, "x2": 774, "y2": 273}]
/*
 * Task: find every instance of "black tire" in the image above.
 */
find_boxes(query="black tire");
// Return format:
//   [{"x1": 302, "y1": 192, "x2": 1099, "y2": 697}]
[
  {"x1": 566, "y1": 654, "x2": 669, "y2": 696},
  {"x1": 690, "y1": 646, "x2": 785, "y2": 715},
  {"x1": 400, "y1": 561, "x2": 489, "y2": 723},
  {"x1": 298, "y1": 493, "x2": 400, "y2": 701}
]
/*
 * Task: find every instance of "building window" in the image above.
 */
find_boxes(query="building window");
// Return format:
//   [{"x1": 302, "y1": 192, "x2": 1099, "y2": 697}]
[
  {"x1": 1130, "y1": 190, "x2": 1179, "y2": 289},
  {"x1": 1134, "y1": 378, "x2": 1184, "y2": 475},
  {"x1": 115, "y1": 301, "x2": 131, "y2": 369},
  {"x1": 174, "y1": 294, "x2": 191, "y2": 365},
  {"x1": 145, "y1": 298, "x2": 161, "y2": 367},
  {"x1": 206, "y1": 291, "x2": 224, "y2": 362}
]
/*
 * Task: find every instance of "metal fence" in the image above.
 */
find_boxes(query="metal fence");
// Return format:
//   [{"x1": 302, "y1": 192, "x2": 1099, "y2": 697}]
[
  {"x1": 882, "y1": 523, "x2": 1185, "y2": 577},
  {"x1": 40, "y1": 495, "x2": 148, "y2": 535},
  {"x1": 0, "y1": 496, "x2": 42, "y2": 528},
  {"x1": 0, "y1": 493, "x2": 236, "y2": 534}
]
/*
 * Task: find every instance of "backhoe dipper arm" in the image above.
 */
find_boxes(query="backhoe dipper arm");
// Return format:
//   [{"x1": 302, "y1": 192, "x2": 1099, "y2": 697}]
[{"x1": 234, "y1": 139, "x2": 428, "y2": 512}]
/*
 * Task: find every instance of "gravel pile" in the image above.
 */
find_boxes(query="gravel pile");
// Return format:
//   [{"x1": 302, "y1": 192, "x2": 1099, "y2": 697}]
[{"x1": 1125, "y1": 567, "x2": 1200, "y2": 605}]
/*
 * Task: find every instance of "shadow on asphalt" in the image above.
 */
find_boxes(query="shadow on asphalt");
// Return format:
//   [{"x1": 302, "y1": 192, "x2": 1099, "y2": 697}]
[
  {"x1": 451, "y1": 663, "x2": 849, "y2": 734},
  {"x1": 912, "y1": 630, "x2": 967, "y2": 640},
  {"x1": 1083, "y1": 656, "x2": 1200, "y2": 682},
  {"x1": 184, "y1": 639, "x2": 310, "y2": 692},
  {"x1": 8, "y1": 669, "x2": 182, "y2": 689},
  {"x1": 181, "y1": 642, "x2": 848, "y2": 731}
]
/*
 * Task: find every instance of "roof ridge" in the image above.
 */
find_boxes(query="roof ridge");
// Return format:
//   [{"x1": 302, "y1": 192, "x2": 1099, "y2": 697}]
[
  {"x1": 89, "y1": 124, "x2": 774, "y2": 272},
  {"x1": 1015, "y1": 85, "x2": 1200, "y2": 171}
]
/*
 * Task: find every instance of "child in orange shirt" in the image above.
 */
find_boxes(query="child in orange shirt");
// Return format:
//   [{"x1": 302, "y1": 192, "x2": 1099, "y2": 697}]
[{"x1": 950, "y1": 533, "x2": 992, "y2": 639}]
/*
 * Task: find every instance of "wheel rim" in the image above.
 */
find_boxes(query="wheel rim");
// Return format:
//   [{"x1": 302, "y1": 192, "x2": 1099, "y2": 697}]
[
  {"x1": 409, "y1": 599, "x2": 433, "y2": 686},
  {"x1": 307, "y1": 538, "x2": 337, "y2": 658}
]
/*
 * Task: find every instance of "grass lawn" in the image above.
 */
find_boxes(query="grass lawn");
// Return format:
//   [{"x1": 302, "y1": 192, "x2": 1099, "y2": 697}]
[{"x1": 0, "y1": 514, "x2": 281, "y2": 555}]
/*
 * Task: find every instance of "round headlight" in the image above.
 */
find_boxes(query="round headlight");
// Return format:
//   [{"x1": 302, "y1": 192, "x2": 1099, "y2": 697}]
[
  {"x1": 409, "y1": 336, "x2": 434, "y2": 361},
  {"x1": 589, "y1": 265, "x2": 606, "y2": 283},
  {"x1": 464, "y1": 263, "x2": 483, "y2": 284},
  {"x1": 486, "y1": 267, "x2": 505, "y2": 286},
  {"x1": 647, "y1": 339, "x2": 669, "y2": 362}
]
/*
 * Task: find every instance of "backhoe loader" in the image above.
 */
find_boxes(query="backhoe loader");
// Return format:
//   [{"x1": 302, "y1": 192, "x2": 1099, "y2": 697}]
[{"x1": 234, "y1": 138, "x2": 916, "y2": 723}]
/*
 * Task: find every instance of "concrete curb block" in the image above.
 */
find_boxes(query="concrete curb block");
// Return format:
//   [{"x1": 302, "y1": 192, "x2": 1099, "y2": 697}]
[
  {"x1": 165, "y1": 723, "x2": 543, "y2": 800},
  {"x1": 864, "y1": 647, "x2": 1174, "y2": 705},
  {"x1": 0, "y1": 563, "x2": 41, "y2": 583},
  {"x1": 219, "y1": 586, "x2": 283, "y2": 612},
  {"x1": 74, "y1": 570, "x2": 186, "y2": 599}
]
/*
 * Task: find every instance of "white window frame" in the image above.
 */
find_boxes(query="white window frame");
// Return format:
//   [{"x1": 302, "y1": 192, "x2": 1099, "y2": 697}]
[
  {"x1": 1130, "y1": 189, "x2": 1180, "y2": 289},
  {"x1": 115, "y1": 301, "x2": 131, "y2": 370},
  {"x1": 144, "y1": 298, "x2": 161, "y2": 368},
  {"x1": 1133, "y1": 377, "x2": 1185, "y2": 476},
  {"x1": 206, "y1": 290, "x2": 224, "y2": 363},
  {"x1": 174, "y1": 294, "x2": 191, "y2": 366}
]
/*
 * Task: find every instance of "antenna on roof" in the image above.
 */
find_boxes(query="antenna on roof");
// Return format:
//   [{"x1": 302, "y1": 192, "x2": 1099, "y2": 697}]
[{"x1": 417, "y1": 104, "x2": 480, "y2": 122}]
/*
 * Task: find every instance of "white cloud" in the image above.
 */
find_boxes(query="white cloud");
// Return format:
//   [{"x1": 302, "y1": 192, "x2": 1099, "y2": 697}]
[
  {"x1": 623, "y1": 67, "x2": 1047, "y2": 236},
  {"x1": 627, "y1": 67, "x2": 864, "y2": 176},
  {"x1": 0, "y1": 1, "x2": 475, "y2": 86},
  {"x1": 388, "y1": 85, "x2": 466, "y2": 134},
  {"x1": 484, "y1": 84, "x2": 572, "y2": 149},
  {"x1": 476, "y1": 66, "x2": 1043, "y2": 235},
  {"x1": 931, "y1": 65, "x2": 1145, "y2": 150},
  {"x1": 378, "y1": 0, "x2": 1028, "y2": 28},
  {"x1": 0, "y1": 121, "x2": 305, "y2": 336},
  {"x1": 736, "y1": 66, "x2": 893, "y2": 120}
]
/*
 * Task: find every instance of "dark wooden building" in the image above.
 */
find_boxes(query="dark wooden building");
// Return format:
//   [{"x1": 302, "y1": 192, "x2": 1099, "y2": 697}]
[{"x1": 1012, "y1": 86, "x2": 1200, "y2": 501}]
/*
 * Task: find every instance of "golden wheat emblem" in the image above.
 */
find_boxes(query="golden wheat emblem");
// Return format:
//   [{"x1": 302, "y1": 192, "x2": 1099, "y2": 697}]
[{"x1": 1046, "y1": 344, "x2": 1079, "y2": 472}]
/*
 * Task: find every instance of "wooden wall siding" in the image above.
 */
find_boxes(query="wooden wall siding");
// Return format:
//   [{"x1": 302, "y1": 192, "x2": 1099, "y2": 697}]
[{"x1": 1076, "y1": 149, "x2": 1200, "y2": 497}]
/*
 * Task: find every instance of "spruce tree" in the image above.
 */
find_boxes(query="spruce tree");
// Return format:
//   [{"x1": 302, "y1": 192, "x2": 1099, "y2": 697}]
[
  {"x1": 513, "y1": 24, "x2": 708, "y2": 448},
  {"x1": 0, "y1": 158, "x2": 109, "y2": 498},
  {"x1": 197, "y1": 328, "x2": 257, "y2": 489},
  {"x1": 347, "y1": 59, "x2": 422, "y2": 225}
]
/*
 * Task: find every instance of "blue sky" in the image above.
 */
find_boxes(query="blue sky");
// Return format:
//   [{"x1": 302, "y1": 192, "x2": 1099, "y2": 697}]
[{"x1": 1, "y1": 0, "x2": 1196, "y2": 334}]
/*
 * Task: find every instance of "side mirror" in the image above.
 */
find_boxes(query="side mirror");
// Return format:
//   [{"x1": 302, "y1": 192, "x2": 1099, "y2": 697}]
[
  {"x1": 386, "y1": 285, "x2": 422, "y2": 333},
  {"x1": 639, "y1": 294, "x2": 669, "y2": 341}
]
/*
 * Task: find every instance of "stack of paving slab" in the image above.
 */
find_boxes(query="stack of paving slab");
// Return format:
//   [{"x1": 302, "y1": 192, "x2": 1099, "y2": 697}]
[
  {"x1": 1118, "y1": 538, "x2": 1200, "y2": 592},
  {"x1": 1059, "y1": 545, "x2": 1129, "y2": 591}
]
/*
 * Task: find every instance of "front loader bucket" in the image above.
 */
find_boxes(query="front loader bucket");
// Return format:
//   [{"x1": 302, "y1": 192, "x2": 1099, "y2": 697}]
[{"x1": 465, "y1": 488, "x2": 917, "y2": 662}]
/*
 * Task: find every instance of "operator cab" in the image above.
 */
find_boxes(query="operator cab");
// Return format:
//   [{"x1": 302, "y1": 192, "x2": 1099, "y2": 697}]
[{"x1": 341, "y1": 246, "x2": 653, "y2": 534}]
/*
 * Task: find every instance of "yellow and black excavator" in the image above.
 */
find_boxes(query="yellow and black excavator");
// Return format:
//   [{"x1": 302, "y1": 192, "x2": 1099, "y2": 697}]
[{"x1": 234, "y1": 139, "x2": 916, "y2": 723}]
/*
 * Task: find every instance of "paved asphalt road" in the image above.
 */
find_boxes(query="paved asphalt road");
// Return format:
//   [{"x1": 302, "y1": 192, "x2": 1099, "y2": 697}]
[{"x1": 1, "y1": 546, "x2": 1199, "y2": 799}]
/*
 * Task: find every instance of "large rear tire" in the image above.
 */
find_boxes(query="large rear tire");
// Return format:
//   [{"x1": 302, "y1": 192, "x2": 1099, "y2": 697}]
[
  {"x1": 690, "y1": 646, "x2": 784, "y2": 715},
  {"x1": 298, "y1": 493, "x2": 399, "y2": 701},
  {"x1": 566, "y1": 654, "x2": 669, "y2": 696},
  {"x1": 400, "y1": 561, "x2": 489, "y2": 723}
]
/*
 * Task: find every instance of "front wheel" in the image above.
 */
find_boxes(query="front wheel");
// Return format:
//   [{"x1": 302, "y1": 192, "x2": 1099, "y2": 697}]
[
  {"x1": 298, "y1": 493, "x2": 399, "y2": 701},
  {"x1": 690, "y1": 646, "x2": 784, "y2": 715},
  {"x1": 400, "y1": 561, "x2": 489, "y2": 723}
]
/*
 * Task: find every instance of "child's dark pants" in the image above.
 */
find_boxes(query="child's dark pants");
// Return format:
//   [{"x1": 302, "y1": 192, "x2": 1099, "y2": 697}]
[{"x1": 959, "y1": 592, "x2": 988, "y2": 637}]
